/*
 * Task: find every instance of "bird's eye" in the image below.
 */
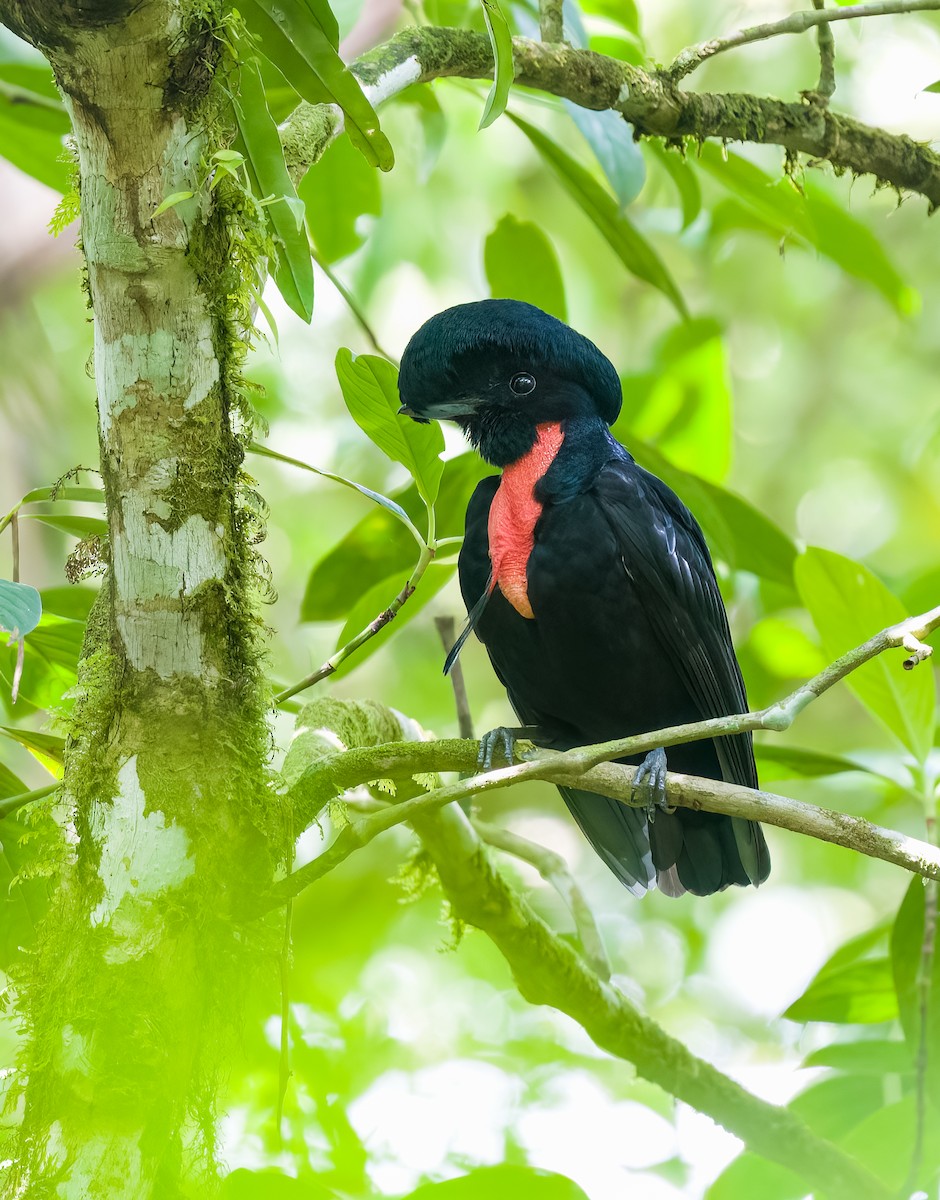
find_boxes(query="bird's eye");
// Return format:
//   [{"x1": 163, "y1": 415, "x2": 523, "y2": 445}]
[{"x1": 510, "y1": 372, "x2": 537, "y2": 396}]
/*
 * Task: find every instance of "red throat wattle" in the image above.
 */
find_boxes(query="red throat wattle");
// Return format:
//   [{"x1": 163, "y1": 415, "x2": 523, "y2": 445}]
[{"x1": 487, "y1": 422, "x2": 565, "y2": 619}]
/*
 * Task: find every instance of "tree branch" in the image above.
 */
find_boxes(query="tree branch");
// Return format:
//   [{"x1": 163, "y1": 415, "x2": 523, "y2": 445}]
[
  {"x1": 810, "y1": 0, "x2": 837, "y2": 104},
  {"x1": 669, "y1": 0, "x2": 940, "y2": 82},
  {"x1": 279, "y1": 28, "x2": 940, "y2": 209}
]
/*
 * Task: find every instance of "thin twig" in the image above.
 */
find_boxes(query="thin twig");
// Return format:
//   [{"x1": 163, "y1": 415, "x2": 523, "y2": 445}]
[
  {"x1": 810, "y1": 0, "x2": 836, "y2": 102},
  {"x1": 668, "y1": 0, "x2": 940, "y2": 82}
]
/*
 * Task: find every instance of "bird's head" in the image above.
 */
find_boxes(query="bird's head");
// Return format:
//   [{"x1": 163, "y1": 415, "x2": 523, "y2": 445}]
[{"x1": 397, "y1": 300, "x2": 622, "y2": 466}]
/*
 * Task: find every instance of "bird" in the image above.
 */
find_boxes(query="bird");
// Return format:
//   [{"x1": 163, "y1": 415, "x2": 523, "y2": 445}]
[{"x1": 397, "y1": 299, "x2": 769, "y2": 897}]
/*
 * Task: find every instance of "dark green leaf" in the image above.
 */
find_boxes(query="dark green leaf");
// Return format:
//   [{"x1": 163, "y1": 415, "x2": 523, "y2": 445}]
[
  {"x1": 298, "y1": 133, "x2": 381, "y2": 263},
  {"x1": 795, "y1": 547, "x2": 935, "y2": 762},
  {"x1": 754, "y1": 743, "x2": 874, "y2": 780},
  {"x1": 404, "y1": 1165, "x2": 590, "y2": 1200},
  {"x1": 233, "y1": 57, "x2": 314, "y2": 322},
  {"x1": 890, "y1": 878, "x2": 940, "y2": 1112},
  {"x1": 335, "y1": 350, "x2": 444, "y2": 508},
  {"x1": 302, "y1": 452, "x2": 488, "y2": 621},
  {"x1": 509, "y1": 113, "x2": 687, "y2": 316},
  {"x1": 648, "y1": 142, "x2": 701, "y2": 230},
  {"x1": 706, "y1": 1153, "x2": 804, "y2": 1200},
  {"x1": 39, "y1": 587, "x2": 97, "y2": 622},
  {"x1": 802, "y1": 1038, "x2": 913, "y2": 1075},
  {"x1": 564, "y1": 102, "x2": 645, "y2": 210},
  {"x1": 0, "y1": 579, "x2": 41, "y2": 638},
  {"x1": 784, "y1": 957, "x2": 897, "y2": 1024},
  {"x1": 0, "y1": 726, "x2": 65, "y2": 774},
  {"x1": 484, "y1": 214, "x2": 567, "y2": 321},
  {"x1": 239, "y1": 0, "x2": 393, "y2": 170},
  {"x1": 479, "y1": 0, "x2": 514, "y2": 129},
  {"x1": 331, "y1": 563, "x2": 456, "y2": 676}
]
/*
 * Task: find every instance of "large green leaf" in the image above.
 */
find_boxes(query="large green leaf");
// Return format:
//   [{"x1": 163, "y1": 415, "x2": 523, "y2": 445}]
[
  {"x1": 890, "y1": 878, "x2": 940, "y2": 1109},
  {"x1": 237, "y1": 0, "x2": 393, "y2": 170},
  {"x1": 706, "y1": 1153, "x2": 804, "y2": 1200},
  {"x1": 789, "y1": 1073, "x2": 885, "y2": 1141},
  {"x1": 298, "y1": 132, "x2": 381, "y2": 264},
  {"x1": 0, "y1": 579, "x2": 41, "y2": 638},
  {"x1": 479, "y1": 0, "x2": 514, "y2": 129},
  {"x1": 784, "y1": 958, "x2": 897, "y2": 1024},
  {"x1": 0, "y1": 615, "x2": 84, "y2": 710},
  {"x1": 484, "y1": 214, "x2": 567, "y2": 321},
  {"x1": 0, "y1": 68, "x2": 71, "y2": 191},
  {"x1": 509, "y1": 114, "x2": 687, "y2": 316},
  {"x1": 302, "y1": 452, "x2": 489, "y2": 621},
  {"x1": 839, "y1": 1096, "x2": 940, "y2": 1193},
  {"x1": 335, "y1": 350, "x2": 444, "y2": 508},
  {"x1": 233, "y1": 57, "x2": 314, "y2": 322},
  {"x1": 0, "y1": 726, "x2": 65, "y2": 775},
  {"x1": 802, "y1": 1038, "x2": 913, "y2": 1076},
  {"x1": 331, "y1": 563, "x2": 456, "y2": 677},
  {"x1": 563, "y1": 102, "x2": 645, "y2": 211},
  {"x1": 404, "y1": 1165, "x2": 589, "y2": 1200},
  {"x1": 795, "y1": 547, "x2": 936, "y2": 763}
]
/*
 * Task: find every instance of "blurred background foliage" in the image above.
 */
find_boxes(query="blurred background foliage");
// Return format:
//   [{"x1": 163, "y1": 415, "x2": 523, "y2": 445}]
[{"x1": 1, "y1": 0, "x2": 940, "y2": 1195}]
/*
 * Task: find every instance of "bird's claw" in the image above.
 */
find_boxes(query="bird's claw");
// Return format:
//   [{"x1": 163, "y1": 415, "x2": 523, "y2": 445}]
[
  {"x1": 478, "y1": 726, "x2": 517, "y2": 771},
  {"x1": 631, "y1": 747, "x2": 672, "y2": 820}
]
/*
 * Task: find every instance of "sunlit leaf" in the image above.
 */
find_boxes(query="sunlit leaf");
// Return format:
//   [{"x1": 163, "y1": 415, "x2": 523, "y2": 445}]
[
  {"x1": 509, "y1": 114, "x2": 687, "y2": 316},
  {"x1": 1, "y1": 615, "x2": 84, "y2": 710},
  {"x1": 0, "y1": 579, "x2": 41, "y2": 638},
  {"x1": 795, "y1": 547, "x2": 936, "y2": 763},
  {"x1": 802, "y1": 1038, "x2": 913, "y2": 1075},
  {"x1": 220, "y1": 1167, "x2": 336, "y2": 1197},
  {"x1": 299, "y1": 133, "x2": 381, "y2": 264},
  {"x1": 23, "y1": 513, "x2": 108, "y2": 539},
  {"x1": 479, "y1": 0, "x2": 514, "y2": 129},
  {"x1": 706, "y1": 1153, "x2": 804, "y2": 1200},
  {"x1": 18, "y1": 485, "x2": 105, "y2": 506},
  {"x1": 746, "y1": 616, "x2": 825, "y2": 681},
  {"x1": 840, "y1": 1096, "x2": 940, "y2": 1193},
  {"x1": 335, "y1": 349, "x2": 444, "y2": 508},
  {"x1": 233, "y1": 57, "x2": 314, "y2": 321},
  {"x1": 404, "y1": 1164, "x2": 590, "y2": 1199},
  {"x1": 788, "y1": 1073, "x2": 885, "y2": 1140},
  {"x1": 484, "y1": 214, "x2": 567, "y2": 321},
  {"x1": 238, "y1": 0, "x2": 393, "y2": 170},
  {"x1": 0, "y1": 726, "x2": 65, "y2": 776},
  {"x1": 785, "y1": 947, "x2": 897, "y2": 1024}
]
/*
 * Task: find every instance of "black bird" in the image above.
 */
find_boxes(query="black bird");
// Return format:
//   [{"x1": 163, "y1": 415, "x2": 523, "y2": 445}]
[{"x1": 398, "y1": 300, "x2": 769, "y2": 897}]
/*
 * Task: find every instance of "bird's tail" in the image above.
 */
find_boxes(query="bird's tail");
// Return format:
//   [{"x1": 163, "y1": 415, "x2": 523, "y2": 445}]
[{"x1": 559, "y1": 787, "x2": 769, "y2": 898}]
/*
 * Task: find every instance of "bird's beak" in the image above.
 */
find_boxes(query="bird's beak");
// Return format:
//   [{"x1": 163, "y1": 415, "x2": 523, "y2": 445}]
[
  {"x1": 398, "y1": 398, "x2": 478, "y2": 423},
  {"x1": 397, "y1": 404, "x2": 430, "y2": 424}
]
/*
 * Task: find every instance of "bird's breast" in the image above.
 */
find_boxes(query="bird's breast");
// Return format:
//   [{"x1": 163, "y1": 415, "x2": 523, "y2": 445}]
[{"x1": 487, "y1": 422, "x2": 565, "y2": 619}]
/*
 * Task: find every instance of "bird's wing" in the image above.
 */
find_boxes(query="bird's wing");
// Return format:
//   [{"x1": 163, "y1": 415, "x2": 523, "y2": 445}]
[{"x1": 593, "y1": 455, "x2": 758, "y2": 791}]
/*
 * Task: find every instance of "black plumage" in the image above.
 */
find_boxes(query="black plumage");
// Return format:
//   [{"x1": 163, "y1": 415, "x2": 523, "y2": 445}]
[{"x1": 398, "y1": 300, "x2": 769, "y2": 897}]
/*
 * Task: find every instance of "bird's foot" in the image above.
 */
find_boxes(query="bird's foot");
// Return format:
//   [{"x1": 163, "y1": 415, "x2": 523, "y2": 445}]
[
  {"x1": 631, "y1": 747, "x2": 674, "y2": 820},
  {"x1": 477, "y1": 725, "x2": 541, "y2": 771}
]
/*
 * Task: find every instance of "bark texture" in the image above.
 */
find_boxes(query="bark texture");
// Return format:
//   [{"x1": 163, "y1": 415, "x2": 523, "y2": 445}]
[{"x1": 2, "y1": 4, "x2": 278, "y2": 1195}]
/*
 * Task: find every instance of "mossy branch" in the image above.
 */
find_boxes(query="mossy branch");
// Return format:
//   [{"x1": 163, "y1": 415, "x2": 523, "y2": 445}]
[{"x1": 279, "y1": 26, "x2": 940, "y2": 209}]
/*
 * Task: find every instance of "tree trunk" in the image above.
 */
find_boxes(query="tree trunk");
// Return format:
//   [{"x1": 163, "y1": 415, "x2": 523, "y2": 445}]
[{"x1": 1, "y1": 4, "x2": 279, "y2": 1195}]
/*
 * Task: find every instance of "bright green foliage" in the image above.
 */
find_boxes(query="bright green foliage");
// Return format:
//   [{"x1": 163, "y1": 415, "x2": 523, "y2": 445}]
[
  {"x1": 478, "y1": 0, "x2": 513, "y2": 129},
  {"x1": 484, "y1": 215, "x2": 568, "y2": 320}
]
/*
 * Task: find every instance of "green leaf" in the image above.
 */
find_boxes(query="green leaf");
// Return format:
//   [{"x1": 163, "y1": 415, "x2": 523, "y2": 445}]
[
  {"x1": 18, "y1": 485, "x2": 105, "y2": 506},
  {"x1": 239, "y1": 0, "x2": 393, "y2": 170},
  {"x1": 579, "y1": 0, "x2": 639, "y2": 34},
  {"x1": 331, "y1": 563, "x2": 456, "y2": 677},
  {"x1": 564, "y1": 102, "x2": 645, "y2": 210},
  {"x1": 247, "y1": 441, "x2": 420, "y2": 539},
  {"x1": 754, "y1": 743, "x2": 874, "y2": 781},
  {"x1": 839, "y1": 1096, "x2": 940, "y2": 1193},
  {"x1": 0, "y1": 807, "x2": 56, "y2": 969},
  {"x1": 784, "y1": 957, "x2": 897, "y2": 1024},
  {"x1": 484, "y1": 214, "x2": 567, "y2": 321},
  {"x1": 0, "y1": 727, "x2": 65, "y2": 775},
  {"x1": 706, "y1": 1153, "x2": 804, "y2": 1200},
  {"x1": 404, "y1": 1165, "x2": 590, "y2": 1200},
  {"x1": 509, "y1": 114, "x2": 687, "y2": 316},
  {"x1": 0, "y1": 579, "x2": 41, "y2": 638},
  {"x1": 890, "y1": 878, "x2": 940, "y2": 1110},
  {"x1": 0, "y1": 761, "x2": 27, "y2": 801},
  {"x1": 220, "y1": 1167, "x2": 336, "y2": 1198},
  {"x1": 298, "y1": 133, "x2": 381, "y2": 264},
  {"x1": 648, "y1": 142, "x2": 701, "y2": 230},
  {"x1": 479, "y1": 0, "x2": 514, "y2": 129},
  {"x1": 302, "y1": 452, "x2": 488, "y2": 622},
  {"x1": 0, "y1": 102, "x2": 71, "y2": 191},
  {"x1": 1, "y1": 615, "x2": 84, "y2": 710},
  {"x1": 795, "y1": 547, "x2": 936, "y2": 762},
  {"x1": 23, "y1": 514, "x2": 108, "y2": 539},
  {"x1": 923, "y1": 79, "x2": 940, "y2": 93},
  {"x1": 232, "y1": 57, "x2": 314, "y2": 322},
  {"x1": 746, "y1": 615, "x2": 825, "y2": 680},
  {"x1": 151, "y1": 190, "x2": 195, "y2": 218},
  {"x1": 802, "y1": 1038, "x2": 913, "y2": 1075},
  {"x1": 788, "y1": 1073, "x2": 885, "y2": 1141},
  {"x1": 39, "y1": 586, "x2": 98, "y2": 622},
  {"x1": 698, "y1": 145, "x2": 917, "y2": 315},
  {"x1": 627, "y1": 439, "x2": 796, "y2": 586},
  {"x1": 335, "y1": 350, "x2": 444, "y2": 508}
]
